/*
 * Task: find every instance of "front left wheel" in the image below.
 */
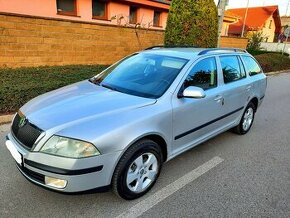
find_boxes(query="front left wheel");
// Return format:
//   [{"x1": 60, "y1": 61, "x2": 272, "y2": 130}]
[{"x1": 112, "y1": 139, "x2": 163, "y2": 200}]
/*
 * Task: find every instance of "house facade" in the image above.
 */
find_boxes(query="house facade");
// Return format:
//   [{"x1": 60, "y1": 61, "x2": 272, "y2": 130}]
[
  {"x1": 226, "y1": 6, "x2": 281, "y2": 42},
  {"x1": 1, "y1": 0, "x2": 170, "y2": 29}
]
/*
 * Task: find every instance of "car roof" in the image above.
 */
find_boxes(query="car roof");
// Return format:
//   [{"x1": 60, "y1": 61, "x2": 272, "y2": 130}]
[{"x1": 141, "y1": 47, "x2": 249, "y2": 60}]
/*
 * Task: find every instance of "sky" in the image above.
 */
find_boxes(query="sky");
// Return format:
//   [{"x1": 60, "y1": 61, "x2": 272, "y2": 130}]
[{"x1": 214, "y1": 0, "x2": 290, "y2": 16}]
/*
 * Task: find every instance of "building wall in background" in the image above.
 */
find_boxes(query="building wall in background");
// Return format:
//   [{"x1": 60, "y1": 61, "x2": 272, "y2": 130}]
[
  {"x1": 0, "y1": 0, "x2": 169, "y2": 29},
  {"x1": 261, "y1": 17, "x2": 276, "y2": 42}
]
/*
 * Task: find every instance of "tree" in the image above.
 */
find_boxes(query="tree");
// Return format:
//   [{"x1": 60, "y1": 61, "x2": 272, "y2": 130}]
[{"x1": 164, "y1": 0, "x2": 218, "y2": 48}]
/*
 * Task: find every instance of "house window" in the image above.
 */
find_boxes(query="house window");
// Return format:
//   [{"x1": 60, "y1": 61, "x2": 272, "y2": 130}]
[
  {"x1": 92, "y1": 0, "x2": 107, "y2": 19},
  {"x1": 269, "y1": 20, "x2": 272, "y2": 29},
  {"x1": 153, "y1": 11, "x2": 161, "y2": 27},
  {"x1": 56, "y1": 0, "x2": 77, "y2": 16},
  {"x1": 129, "y1": 6, "x2": 138, "y2": 24}
]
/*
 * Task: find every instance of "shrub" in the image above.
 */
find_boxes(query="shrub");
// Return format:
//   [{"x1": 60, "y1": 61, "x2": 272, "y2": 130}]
[
  {"x1": 164, "y1": 0, "x2": 218, "y2": 48},
  {"x1": 0, "y1": 65, "x2": 108, "y2": 114},
  {"x1": 247, "y1": 32, "x2": 264, "y2": 52},
  {"x1": 255, "y1": 53, "x2": 290, "y2": 73}
]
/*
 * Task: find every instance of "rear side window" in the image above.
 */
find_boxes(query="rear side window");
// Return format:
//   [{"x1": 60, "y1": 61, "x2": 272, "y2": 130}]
[
  {"x1": 220, "y1": 56, "x2": 246, "y2": 83},
  {"x1": 241, "y1": 56, "x2": 262, "y2": 76},
  {"x1": 184, "y1": 57, "x2": 217, "y2": 90}
]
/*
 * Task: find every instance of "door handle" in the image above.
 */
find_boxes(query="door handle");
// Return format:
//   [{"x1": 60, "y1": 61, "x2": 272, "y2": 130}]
[
  {"x1": 246, "y1": 85, "x2": 252, "y2": 91},
  {"x1": 214, "y1": 95, "x2": 223, "y2": 102}
]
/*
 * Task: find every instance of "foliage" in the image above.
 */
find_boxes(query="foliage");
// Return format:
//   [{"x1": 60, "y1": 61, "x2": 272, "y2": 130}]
[
  {"x1": 247, "y1": 32, "x2": 264, "y2": 52},
  {"x1": 0, "y1": 65, "x2": 108, "y2": 114},
  {"x1": 255, "y1": 53, "x2": 290, "y2": 73},
  {"x1": 164, "y1": 0, "x2": 218, "y2": 48}
]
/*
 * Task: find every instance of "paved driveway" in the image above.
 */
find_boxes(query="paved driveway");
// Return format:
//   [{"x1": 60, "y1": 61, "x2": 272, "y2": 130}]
[{"x1": 0, "y1": 73, "x2": 290, "y2": 218}]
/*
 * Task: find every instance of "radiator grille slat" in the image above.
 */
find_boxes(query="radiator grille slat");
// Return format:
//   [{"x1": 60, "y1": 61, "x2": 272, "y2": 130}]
[{"x1": 12, "y1": 114, "x2": 43, "y2": 150}]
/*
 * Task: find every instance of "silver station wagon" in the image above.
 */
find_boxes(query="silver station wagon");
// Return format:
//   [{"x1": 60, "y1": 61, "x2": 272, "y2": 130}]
[{"x1": 6, "y1": 47, "x2": 267, "y2": 200}]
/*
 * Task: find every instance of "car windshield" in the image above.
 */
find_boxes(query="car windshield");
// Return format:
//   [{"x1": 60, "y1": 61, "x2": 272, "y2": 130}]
[{"x1": 91, "y1": 53, "x2": 188, "y2": 98}]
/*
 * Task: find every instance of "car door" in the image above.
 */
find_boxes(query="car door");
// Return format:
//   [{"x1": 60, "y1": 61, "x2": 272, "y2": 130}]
[
  {"x1": 171, "y1": 56, "x2": 228, "y2": 155},
  {"x1": 216, "y1": 55, "x2": 251, "y2": 125}
]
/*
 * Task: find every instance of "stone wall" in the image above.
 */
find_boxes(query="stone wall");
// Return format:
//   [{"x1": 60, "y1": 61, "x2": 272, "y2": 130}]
[
  {"x1": 0, "y1": 13, "x2": 164, "y2": 68},
  {"x1": 0, "y1": 13, "x2": 248, "y2": 68}
]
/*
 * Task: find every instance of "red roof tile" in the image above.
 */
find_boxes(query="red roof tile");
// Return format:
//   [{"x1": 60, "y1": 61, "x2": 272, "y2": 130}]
[{"x1": 227, "y1": 5, "x2": 281, "y2": 34}]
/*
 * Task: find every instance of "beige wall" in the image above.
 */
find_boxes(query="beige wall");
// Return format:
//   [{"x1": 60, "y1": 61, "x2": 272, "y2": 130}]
[
  {"x1": 221, "y1": 22, "x2": 230, "y2": 36},
  {"x1": 261, "y1": 17, "x2": 276, "y2": 42},
  {"x1": 0, "y1": 13, "x2": 248, "y2": 68}
]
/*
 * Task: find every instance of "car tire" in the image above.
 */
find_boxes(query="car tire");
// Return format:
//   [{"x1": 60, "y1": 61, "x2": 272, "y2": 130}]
[
  {"x1": 112, "y1": 139, "x2": 163, "y2": 200},
  {"x1": 232, "y1": 102, "x2": 256, "y2": 135}
]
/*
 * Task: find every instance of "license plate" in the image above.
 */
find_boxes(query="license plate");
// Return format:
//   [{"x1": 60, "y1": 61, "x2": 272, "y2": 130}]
[{"x1": 6, "y1": 140, "x2": 22, "y2": 165}]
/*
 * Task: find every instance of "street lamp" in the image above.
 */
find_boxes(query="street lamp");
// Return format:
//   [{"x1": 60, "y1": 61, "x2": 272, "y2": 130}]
[
  {"x1": 286, "y1": 0, "x2": 290, "y2": 16},
  {"x1": 241, "y1": 0, "x2": 250, "y2": 37}
]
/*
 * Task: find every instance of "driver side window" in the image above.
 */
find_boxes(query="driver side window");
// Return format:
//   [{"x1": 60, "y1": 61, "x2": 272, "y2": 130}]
[{"x1": 184, "y1": 57, "x2": 218, "y2": 90}]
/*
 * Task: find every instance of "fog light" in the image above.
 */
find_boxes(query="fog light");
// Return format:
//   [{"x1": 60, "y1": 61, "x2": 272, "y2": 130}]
[{"x1": 45, "y1": 176, "x2": 67, "y2": 189}]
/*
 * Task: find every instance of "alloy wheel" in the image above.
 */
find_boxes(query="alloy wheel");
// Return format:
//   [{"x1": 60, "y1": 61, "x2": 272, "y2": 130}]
[{"x1": 126, "y1": 153, "x2": 158, "y2": 193}]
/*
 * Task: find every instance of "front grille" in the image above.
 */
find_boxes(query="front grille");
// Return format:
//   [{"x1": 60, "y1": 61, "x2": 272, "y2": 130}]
[
  {"x1": 17, "y1": 164, "x2": 45, "y2": 184},
  {"x1": 12, "y1": 113, "x2": 43, "y2": 150}
]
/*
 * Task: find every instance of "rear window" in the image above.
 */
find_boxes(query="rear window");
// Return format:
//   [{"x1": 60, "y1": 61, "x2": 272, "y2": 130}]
[
  {"x1": 241, "y1": 56, "x2": 262, "y2": 76},
  {"x1": 220, "y1": 56, "x2": 246, "y2": 84}
]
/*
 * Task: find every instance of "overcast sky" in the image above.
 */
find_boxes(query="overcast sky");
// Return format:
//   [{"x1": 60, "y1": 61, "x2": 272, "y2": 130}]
[{"x1": 214, "y1": 0, "x2": 290, "y2": 16}]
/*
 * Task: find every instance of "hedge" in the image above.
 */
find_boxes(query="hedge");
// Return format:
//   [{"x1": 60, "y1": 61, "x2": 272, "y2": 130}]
[
  {"x1": 254, "y1": 53, "x2": 290, "y2": 73},
  {"x1": 164, "y1": 0, "x2": 218, "y2": 47}
]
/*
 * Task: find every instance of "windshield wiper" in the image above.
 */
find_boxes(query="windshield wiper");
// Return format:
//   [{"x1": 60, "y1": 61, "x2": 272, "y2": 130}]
[
  {"x1": 101, "y1": 83, "x2": 119, "y2": 92},
  {"x1": 89, "y1": 78, "x2": 100, "y2": 85}
]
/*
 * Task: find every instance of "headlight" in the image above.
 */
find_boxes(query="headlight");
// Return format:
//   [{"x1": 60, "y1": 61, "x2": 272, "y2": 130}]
[{"x1": 40, "y1": 136, "x2": 100, "y2": 158}]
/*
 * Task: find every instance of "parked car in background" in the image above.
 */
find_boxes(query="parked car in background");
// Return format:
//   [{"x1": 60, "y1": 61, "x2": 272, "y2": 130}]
[{"x1": 6, "y1": 47, "x2": 267, "y2": 200}]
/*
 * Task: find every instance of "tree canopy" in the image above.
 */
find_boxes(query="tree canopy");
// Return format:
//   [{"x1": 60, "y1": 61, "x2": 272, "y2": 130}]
[{"x1": 164, "y1": 0, "x2": 218, "y2": 48}]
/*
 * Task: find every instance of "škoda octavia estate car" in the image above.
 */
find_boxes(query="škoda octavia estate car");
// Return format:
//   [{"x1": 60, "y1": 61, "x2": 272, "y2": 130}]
[{"x1": 6, "y1": 47, "x2": 267, "y2": 200}]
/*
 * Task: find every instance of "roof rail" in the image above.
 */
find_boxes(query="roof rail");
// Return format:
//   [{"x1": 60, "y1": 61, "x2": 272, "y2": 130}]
[
  {"x1": 144, "y1": 45, "x2": 198, "y2": 50},
  {"x1": 198, "y1": 48, "x2": 248, "y2": 55},
  {"x1": 144, "y1": 46, "x2": 164, "y2": 50}
]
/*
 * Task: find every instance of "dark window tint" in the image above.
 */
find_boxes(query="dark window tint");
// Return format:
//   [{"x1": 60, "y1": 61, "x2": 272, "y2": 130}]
[
  {"x1": 241, "y1": 56, "x2": 262, "y2": 76},
  {"x1": 220, "y1": 56, "x2": 246, "y2": 83},
  {"x1": 57, "y1": 0, "x2": 76, "y2": 15},
  {"x1": 184, "y1": 58, "x2": 217, "y2": 90},
  {"x1": 153, "y1": 11, "x2": 161, "y2": 26},
  {"x1": 129, "y1": 6, "x2": 138, "y2": 24},
  {"x1": 92, "y1": 0, "x2": 107, "y2": 18}
]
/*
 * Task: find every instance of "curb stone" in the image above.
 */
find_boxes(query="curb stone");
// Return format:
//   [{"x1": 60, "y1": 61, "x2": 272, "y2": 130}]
[
  {"x1": 0, "y1": 70, "x2": 289, "y2": 125},
  {"x1": 266, "y1": 70, "x2": 290, "y2": 76},
  {"x1": 0, "y1": 114, "x2": 13, "y2": 125}
]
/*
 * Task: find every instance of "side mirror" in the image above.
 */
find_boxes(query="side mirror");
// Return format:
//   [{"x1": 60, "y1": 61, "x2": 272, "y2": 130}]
[{"x1": 180, "y1": 86, "x2": 206, "y2": 99}]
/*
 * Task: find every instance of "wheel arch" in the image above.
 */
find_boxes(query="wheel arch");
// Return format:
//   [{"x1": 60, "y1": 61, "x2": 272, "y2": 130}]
[
  {"x1": 123, "y1": 133, "x2": 168, "y2": 162},
  {"x1": 249, "y1": 97, "x2": 258, "y2": 111}
]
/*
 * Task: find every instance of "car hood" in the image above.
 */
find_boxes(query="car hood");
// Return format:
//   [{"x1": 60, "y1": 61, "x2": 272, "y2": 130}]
[{"x1": 20, "y1": 80, "x2": 156, "y2": 130}]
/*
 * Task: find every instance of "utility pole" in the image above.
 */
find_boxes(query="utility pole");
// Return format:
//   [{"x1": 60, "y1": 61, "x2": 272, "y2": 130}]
[
  {"x1": 286, "y1": 0, "x2": 290, "y2": 16},
  {"x1": 217, "y1": 0, "x2": 228, "y2": 47},
  {"x1": 241, "y1": 0, "x2": 250, "y2": 37}
]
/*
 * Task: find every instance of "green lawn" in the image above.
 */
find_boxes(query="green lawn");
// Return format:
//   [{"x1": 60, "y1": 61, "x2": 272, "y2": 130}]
[{"x1": 0, "y1": 65, "x2": 108, "y2": 114}]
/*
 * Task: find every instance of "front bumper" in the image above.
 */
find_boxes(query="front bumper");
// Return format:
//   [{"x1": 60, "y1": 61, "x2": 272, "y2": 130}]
[{"x1": 6, "y1": 133, "x2": 122, "y2": 193}]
